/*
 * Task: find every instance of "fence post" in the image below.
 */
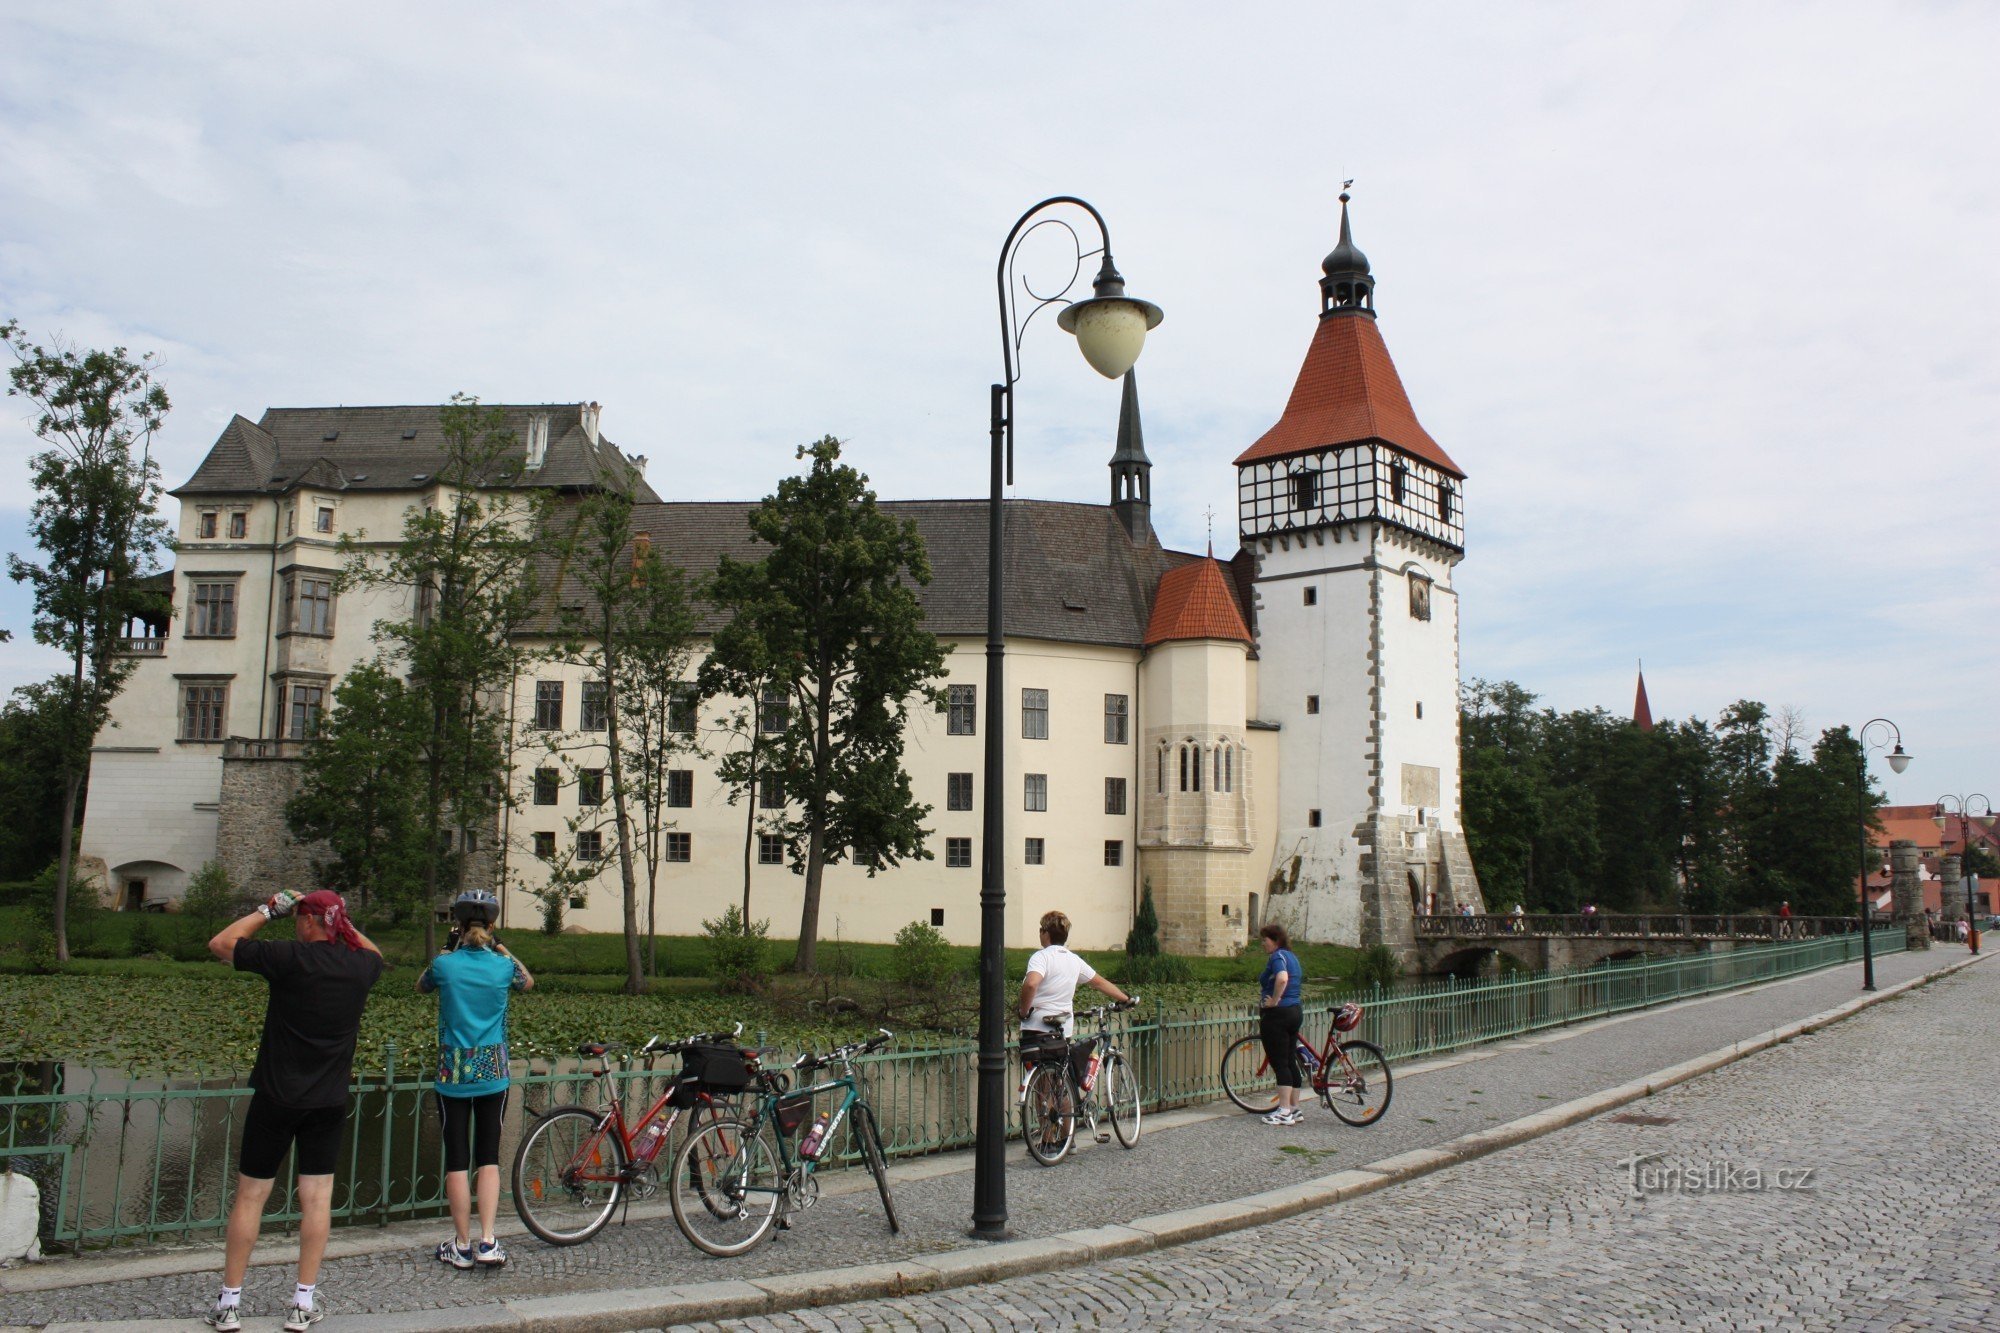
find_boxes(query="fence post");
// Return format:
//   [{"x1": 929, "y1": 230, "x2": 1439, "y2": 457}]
[{"x1": 377, "y1": 1042, "x2": 397, "y2": 1228}]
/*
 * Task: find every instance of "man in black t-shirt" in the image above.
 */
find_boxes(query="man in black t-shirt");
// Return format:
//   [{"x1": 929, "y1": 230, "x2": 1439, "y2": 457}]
[{"x1": 204, "y1": 889, "x2": 383, "y2": 1331}]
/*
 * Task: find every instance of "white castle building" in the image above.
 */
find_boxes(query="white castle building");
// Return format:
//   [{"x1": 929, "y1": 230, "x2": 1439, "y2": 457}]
[{"x1": 79, "y1": 200, "x2": 1481, "y2": 956}]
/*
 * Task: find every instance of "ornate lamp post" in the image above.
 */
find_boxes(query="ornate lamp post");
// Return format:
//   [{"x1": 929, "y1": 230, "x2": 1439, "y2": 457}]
[
  {"x1": 1932, "y1": 793, "x2": 1992, "y2": 954},
  {"x1": 1856, "y1": 719, "x2": 1911, "y2": 991},
  {"x1": 973, "y1": 198, "x2": 1162, "y2": 1240}
]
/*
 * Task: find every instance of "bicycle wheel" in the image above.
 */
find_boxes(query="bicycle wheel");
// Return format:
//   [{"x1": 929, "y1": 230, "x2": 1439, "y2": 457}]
[
  {"x1": 1103, "y1": 1053, "x2": 1142, "y2": 1148},
  {"x1": 670, "y1": 1116, "x2": 784, "y2": 1256},
  {"x1": 851, "y1": 1103, "x2": 900, "y2": 1233},
  {"x1": 1220, "y1": 1035, "x2": 1280, "y2": 1114},
  {"x1": 1322, "y1": 1039, "x2": 1393, "y2": 1126},
  {"x1": 1020, "y1": 1063, "x2": 1075, "y2": 1165},
  {"x1": 511, "y1": 1105, "x2": 626, "y2": 1245}
]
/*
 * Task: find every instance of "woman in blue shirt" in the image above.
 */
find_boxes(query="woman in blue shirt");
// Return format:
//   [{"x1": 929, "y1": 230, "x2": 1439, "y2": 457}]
[
  {"x1": 418, "y1": 890, "x2": 533, "y2": 1268},
  {"x1": 1256, "y1": 923, "x2": 1305, "y2": 1125}
]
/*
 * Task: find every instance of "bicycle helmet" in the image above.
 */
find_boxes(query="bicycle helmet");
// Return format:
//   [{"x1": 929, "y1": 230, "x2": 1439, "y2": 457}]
[
  {"x1": 1331, "y1": 1002, "x2": 1364, "y2": 1033},
  {"x1": 451, "y1": 889, "x2": 500, "y2": 926}
]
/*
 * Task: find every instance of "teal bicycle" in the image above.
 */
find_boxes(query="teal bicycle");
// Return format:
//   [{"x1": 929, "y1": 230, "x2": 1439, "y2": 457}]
[{"x1": 667, "y1": 1029, "x2": 899, "y2": 1256}]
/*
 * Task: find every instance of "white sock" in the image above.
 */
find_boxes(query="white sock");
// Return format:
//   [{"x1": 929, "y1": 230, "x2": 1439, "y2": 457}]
[
  {"x1": 217, "y1": 1286, "x2": 242, "y2": 1310},
  {"x1": 294, "y1": 1283, "x2": 315, "y2": 1311}
]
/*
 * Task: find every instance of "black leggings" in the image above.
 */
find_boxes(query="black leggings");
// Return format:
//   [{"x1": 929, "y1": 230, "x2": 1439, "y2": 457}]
[
  {"x1": 1259, "y1": 1004, "x2": 1305, "y2": 1089},
  {"x1": 435, "y1": 1090, "x2": 507, "y2": 1172}
]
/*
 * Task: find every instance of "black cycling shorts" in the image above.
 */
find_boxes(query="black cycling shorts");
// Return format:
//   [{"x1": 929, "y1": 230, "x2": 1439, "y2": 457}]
[
  {"x1": 435, "y1": 1090, "x2": 508, "y2": 1172},
  {"x1": 238, "y1": 1091, "x2": 348, "y2": 1180}
]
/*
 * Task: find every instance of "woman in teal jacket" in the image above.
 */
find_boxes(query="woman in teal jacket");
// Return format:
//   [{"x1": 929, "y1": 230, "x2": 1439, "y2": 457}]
[{"x1": 418, "y1": 890, "x2": 532, "y2": 1268}]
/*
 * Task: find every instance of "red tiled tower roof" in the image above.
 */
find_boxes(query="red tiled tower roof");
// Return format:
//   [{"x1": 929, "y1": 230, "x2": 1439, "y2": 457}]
[
  {"x1": 1233, "y1": 313, "x2": 1463, "y2": 477},
  {"x1": 1145, "y1": 558, "x2": 1253, "y2": 647},
  {"x1": 1634, "y1": 667, "x2": 1654, "y2": 732}
]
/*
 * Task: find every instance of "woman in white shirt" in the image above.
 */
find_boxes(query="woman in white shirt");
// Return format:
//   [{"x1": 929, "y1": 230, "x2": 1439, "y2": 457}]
[{"x1": 1018, "y1": 910, "x2": 1130, "y2": 1048}]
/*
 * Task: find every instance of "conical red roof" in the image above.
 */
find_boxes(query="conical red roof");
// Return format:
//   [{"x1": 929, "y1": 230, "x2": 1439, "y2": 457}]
[
  {"x1": 1145, "y1": 558, "x2": 1253, "y2": 647},
  {"x1": 1634, "y1": 669, "x2": 1655, "y2": 732},
  {"x1": 1234, "y1": 314, "x2": 1463, "y2": 478}
]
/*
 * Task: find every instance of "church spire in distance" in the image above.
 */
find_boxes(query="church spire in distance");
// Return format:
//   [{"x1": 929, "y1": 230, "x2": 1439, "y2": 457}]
[{"x1": 1633, "y1": 662, "x2": 1655, "y2": 732}]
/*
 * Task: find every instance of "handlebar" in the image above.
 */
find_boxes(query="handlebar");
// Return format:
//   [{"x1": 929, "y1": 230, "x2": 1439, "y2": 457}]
[
  {"x1": 792, "y1": 1028, "x2": 895, "y2": 1072},
  {"x1": 577, "y1": 1022, "x2": 746, "y2": 1062}
]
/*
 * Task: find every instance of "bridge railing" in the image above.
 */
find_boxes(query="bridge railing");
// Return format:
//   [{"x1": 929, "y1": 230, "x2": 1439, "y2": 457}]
[
  {"x1": 1415, "y1": 913, "x2": 1858, "y2": 940},
  {"x1": 0, "y1": 928, "x2": 1906, "y2": 1251}
]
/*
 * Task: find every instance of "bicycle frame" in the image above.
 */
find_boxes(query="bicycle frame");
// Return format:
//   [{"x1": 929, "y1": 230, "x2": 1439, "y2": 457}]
[{"x1": 562, "y1": 1048, "x2": 726, "y2": 1185}]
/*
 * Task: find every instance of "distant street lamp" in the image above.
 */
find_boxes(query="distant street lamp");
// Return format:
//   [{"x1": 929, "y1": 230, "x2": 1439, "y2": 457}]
[
  {"x1": 1856, "y1": 719, "x2": 1911, "y2": 991},
  {"x1": 1932, "y1": 793, "x2": 1992, "y2": 955},
  {"x1": 973, "y1": 198, "x2": 1162, "y2": 1240}
]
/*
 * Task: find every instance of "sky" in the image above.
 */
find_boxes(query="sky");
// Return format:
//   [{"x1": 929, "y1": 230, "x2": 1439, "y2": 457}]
[{"x1": 1, "y1": 2, "x2": 1993, "y2": 808}]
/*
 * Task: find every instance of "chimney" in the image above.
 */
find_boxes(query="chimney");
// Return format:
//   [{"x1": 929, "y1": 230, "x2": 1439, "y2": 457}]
[
  {"x1": 525, "y1": 414, "x2": 551, "y2": 471},
  {"x1": 631, "y1": 454, "x2": 648, "y2": 473},
  {"x1": 581, "y1": 401, "x2": 601, "y2": 445}
]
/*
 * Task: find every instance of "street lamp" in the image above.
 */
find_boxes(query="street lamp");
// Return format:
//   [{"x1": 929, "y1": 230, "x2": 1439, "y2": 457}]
[
  {"x1": 1932, "y1": 793, "x2": 1992, "y2": 954},
  {"x1": 1856, "y1": 719, "x2": 1911, "y2": 991},
  {"x1": 973, "y1": 198, "x2": 1162, "y2": 1240}
]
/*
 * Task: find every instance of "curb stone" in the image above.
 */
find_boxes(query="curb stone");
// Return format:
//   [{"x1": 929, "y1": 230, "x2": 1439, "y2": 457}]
[{"x1": 27, "y1": 951, "x2": 1989, "y2": 1332}]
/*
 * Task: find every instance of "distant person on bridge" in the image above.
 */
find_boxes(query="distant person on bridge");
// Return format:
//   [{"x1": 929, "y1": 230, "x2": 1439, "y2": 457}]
[
  {"x1": 206, "y1": 889, "x2": 384, "y2": 1332},
  {"x1": 419, "y1": 890, "x2": 533, "y2": 1272},
  {"x1": 1778, "y1": 901, "x2": 1792, "y2": 939}
]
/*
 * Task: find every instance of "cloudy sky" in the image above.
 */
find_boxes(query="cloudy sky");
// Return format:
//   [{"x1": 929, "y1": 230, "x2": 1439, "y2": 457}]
[{"x1": 2, "y1": 2, "x2": 1993, "y2": 807}]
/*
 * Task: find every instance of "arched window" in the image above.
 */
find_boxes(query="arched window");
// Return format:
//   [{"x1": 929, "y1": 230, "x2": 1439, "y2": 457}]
[
  {"x1": 1156, "y1": 742, "x2": 1169, "y2": 795},
  {"x1": 1179, "y1": 741, "x2": 1203, "y2": 793},
  {"x1": 1215, "y1": 742, "x2": 1234, "y2": 794}
]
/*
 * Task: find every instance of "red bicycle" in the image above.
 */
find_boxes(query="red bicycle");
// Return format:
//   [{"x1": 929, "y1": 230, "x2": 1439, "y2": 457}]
[
  {"x1": 1220, "y1": 1002, "x2": 1392, "y2": 1126},
  {"x1": 511, "y1": 1028, "x2": 752, "y2": 1245}
]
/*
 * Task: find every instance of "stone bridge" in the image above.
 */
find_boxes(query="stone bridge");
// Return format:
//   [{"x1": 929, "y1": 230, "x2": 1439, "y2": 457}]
[{"x1": 1412, "y1": 912, "x2": 1860, "y2": 975}]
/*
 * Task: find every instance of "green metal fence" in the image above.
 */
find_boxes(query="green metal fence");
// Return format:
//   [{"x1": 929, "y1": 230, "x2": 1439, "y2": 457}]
[{"x1": 0, "y1": 928, "x2": 1905, "y2": 1249}]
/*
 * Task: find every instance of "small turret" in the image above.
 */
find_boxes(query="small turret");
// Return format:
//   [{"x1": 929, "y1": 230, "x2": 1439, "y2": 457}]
[
  {"x1": 1110, "y1": 369, "x2": 1152, "y2": 541},
  {"x1": 1318, "y1": 190, "x2": 1375, "y2": 318}
]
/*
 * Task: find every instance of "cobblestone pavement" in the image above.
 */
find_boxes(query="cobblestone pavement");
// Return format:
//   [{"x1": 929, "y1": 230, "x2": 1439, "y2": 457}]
[
  {"x1": 0, "y1": 947, "x2": 1963, "y2": 1326},
  {"x1": 690, "y1": 956, "x2": 2000, "y2": 1332}
]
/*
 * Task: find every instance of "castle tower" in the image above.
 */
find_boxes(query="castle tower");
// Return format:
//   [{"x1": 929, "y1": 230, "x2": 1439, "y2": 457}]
[{"x1": 1234, "y1": 193, "x2": 1482, "y2": 957}]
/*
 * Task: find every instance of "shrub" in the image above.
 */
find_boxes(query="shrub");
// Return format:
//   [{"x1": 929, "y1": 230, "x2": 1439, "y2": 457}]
[
  {"x1": 179, "y1": 861, "x2": 239, "y2": 944},
  {"x1": 1125, "y1": 883, "x2": 1162, "y2": 957},
  {"x1": 537, "y1": 892, "x2": 565, "y2": 936},
  {"x1": 890, "y1": 920, "x2": 954, "y2": 990},
  {"x1": 127, "y1": 917, "x2": 163, "y2": 957},
  {"x1": 1121, "y1": 951, "x2": 1193, "y2": 985},
  {"x1": 700, "y1": 905, "x2": 772, "y2": 994},
  {"x1": 1353, "y1": 944, "x2": 1401, "y2": 991},
  {"x1": 28, "y1": 862, "x2": 103, "y2": 951}
]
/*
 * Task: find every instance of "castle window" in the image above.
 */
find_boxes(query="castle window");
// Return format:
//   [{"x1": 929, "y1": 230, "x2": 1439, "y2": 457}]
[
  {"x1": 282, "y1": 573, "x2": 335, "y2": 637},
  {"x1": 228, "y1": 511, "x2": 248, "y2": 539},
  {"x1": 314, "y1": 506, "x2": 335, "y2": 535},
  {"x1": 1105, "y1": 777, "x2": 1126, "y2": 816},
  {"x1": 283, "y1": 683, "x2": 325, "y2": 739},
  {"x1": 666, "y1": 770, "x2": 693, "y2": 807},
  {"x1": 580, "y1": 681, "x2": 608, "y2": 731},
  {"x1": 1290, "y1": 469, "x2": 1320, "y2": 512},
  {"x1": 576, "y1": 831, "x2": 603, "y2": 862},
  {"x1": 947, "y1": 772, "x2": 973, "y2": 811},
  {"x1": 1305, "y1": 695, "x2": 1320, "y2": 715},
  {"x1": 759, "y1": 686, "x2": 788, "y2": 734},
  {"x1": 1179, "y1": 742, "x2": 1203, "y2": 793},
  {"x1": 1024, "y1": 837, "x2": 1045, "y2": 866},
  {"x1": 947, "y1": 684, "x2": 978, "y2": 735},
  {"x1": 1308, "y1": 809, "x2": 1322, "y2": 827},
  {"x1": 665, "y1": 832, "x2": 691, "y2": 863},
  {"x1": 1156, "y1": 743, "x2": 1169, "y2": 794},
  {"x1": 1416, "y1": 701, "x2": 1424, "y2": 719},
  {"x1": 578, "y1": 769, "x2": 604, "y2": 806},
  {"x1": 1215, "y1": 743, "x2": 1234, "y2": 794},
  {"x1": 1104, "y1": 694, "x2": 1129, "y2": 745},
  {"x1": 533, "y1": 681, "x2": 564, "y2": 730},
  {"x1": 188, "y1": 582, "x2": 237, "y2": 638},
  {"x1": 1408, "y1": 573, "x2": 1433, "y2": 622},
  {"x1": 1024, "y1": 773, "x2": 1048, "y2": 812},
  {"x1": 1104, "y1": 840, "x2": 1123, "y2": 867},
  {"x1": 1390, "y1": 462, "x2": 1408, "y2": 506},
  {"x1": 759, "y1": 834, "x2": 785, "y2": 865},
  {"x1": 532, "y1": 831, "x2": 555, "y2": 859},
  {"x1": 1440, "y1": 484, "x2": 1456, "y2": 525},
  {"x1": 668, "y1": 684, "x2": 698, "y2": 734},
  {"x1": 179, "y1": 682, "x2": 228, "y2": 741},
  {"x1": 1303, "y1": 587, "x2": 1318, "y2": 606},
  {"x1": 197, "y1": 511, "x2": 218, "y2": 539},
  {"x1": 931, "y1": 908, "x2": 945, "y2": 927},
  {"x1": 759, "y1": 772, "x2": 784, "y2": 809},
  {"x1": 533, "y1": 768, "x2": 559, "y2": 805},
  {"x1": 946, "y1": 837, "x2": 973, "y2": 869},
  {"x1": 1021, "y1": 688, "x2": 1049, "y2": 740}
]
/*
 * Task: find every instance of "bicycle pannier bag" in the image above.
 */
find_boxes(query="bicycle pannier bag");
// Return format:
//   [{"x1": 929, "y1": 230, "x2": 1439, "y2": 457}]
[
  {"x1": 775, "y1": 1092, "x2": 814, "y2": 1136},
  {"x1": 686, "y1": 1042, "x2": 753, "y2": 1093},
  {"x1": 667, "y1": 1073, "x2": 703, "y2": 1108}
]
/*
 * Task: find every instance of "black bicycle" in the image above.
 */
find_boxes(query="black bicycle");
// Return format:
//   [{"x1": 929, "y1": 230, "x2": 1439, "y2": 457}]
[{"x1": 1019, "y1": 999, "x2": 1143, "y2": 1166}]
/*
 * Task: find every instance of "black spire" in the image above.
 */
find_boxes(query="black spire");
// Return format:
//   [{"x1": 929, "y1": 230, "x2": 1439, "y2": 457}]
[
  {"x1": 1318, "y1": 188, "x2": 1376, "y2": 318},
  {"x1": 1110, "y1": 369, "x2": 1152, "y2": 541}
]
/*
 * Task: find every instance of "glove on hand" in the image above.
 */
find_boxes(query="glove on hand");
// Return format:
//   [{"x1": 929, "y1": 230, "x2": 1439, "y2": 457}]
[{"x1": 260, "y1": 889, "x2": 304, "y2": 920}]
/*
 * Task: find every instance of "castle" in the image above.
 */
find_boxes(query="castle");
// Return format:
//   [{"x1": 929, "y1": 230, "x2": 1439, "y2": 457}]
[{"x1": 80, "y1": 199, "x2": 1482, "y2": 956}]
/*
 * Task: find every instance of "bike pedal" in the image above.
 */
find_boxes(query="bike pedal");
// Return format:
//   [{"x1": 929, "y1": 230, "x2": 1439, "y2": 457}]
[{"x1": 1094, "y1": 1132, "x2": 1111, "y2": 1144}]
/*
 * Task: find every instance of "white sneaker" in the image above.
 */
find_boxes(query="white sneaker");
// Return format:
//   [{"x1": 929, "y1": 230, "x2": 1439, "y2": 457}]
[{"x1": 1261, "y1": 1109, "x2": 1290, "y2": 1125}]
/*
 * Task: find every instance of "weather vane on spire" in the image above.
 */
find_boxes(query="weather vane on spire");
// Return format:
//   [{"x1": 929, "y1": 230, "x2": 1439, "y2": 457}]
[
  {"x1": 1341, "y1": 178, "x2": 1354, "y2": 202},
  {"x1": 1204, "y1": 505, "x2": 1216, "y2": 555}
]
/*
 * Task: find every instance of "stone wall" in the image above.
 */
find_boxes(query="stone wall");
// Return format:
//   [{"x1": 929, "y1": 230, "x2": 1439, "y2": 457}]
[
  {"x1": 217, "y1": 746, "x2": 319, "y2": 898},
  {"x1": 1889, "y1": 839, "x2": 1928, "y2": 949}
]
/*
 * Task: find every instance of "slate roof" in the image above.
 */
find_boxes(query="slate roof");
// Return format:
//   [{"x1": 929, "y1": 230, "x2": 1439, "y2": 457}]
[
  {"x1": 173, "y1": 403, "x2": 658, "y2": 501},
  {"x1": 1144, "y1": 557, "x2": 1254, "y2": 646},
  {"x1": 1234, "y1": 312, "x2": 1464, "y2": 478},
  {"x1": 545, "y1": 498, "x2": 1226, "y2": 650}
]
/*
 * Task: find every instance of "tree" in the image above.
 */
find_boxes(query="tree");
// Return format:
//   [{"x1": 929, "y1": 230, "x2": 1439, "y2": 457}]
[
  {"x1": 701, "y1": 437, "x2": 950, "y2": 972},
  {"x1": 284, "y1": 662, "x2": 428, "y2": 919},
  {"x1": 0, "y1": 684, "x2": 72, "y2": 881},
  {"x1": 339, "y1": 396, "x2": 548, "y2": 956},
  {"x1": 545, "y1": 481, "x2": 699, "y2": 993},
  {"x1": 179, "y1": 859, "x2": 241, "y2": 949},
  {"x1": 3, "y1": 321, "x2": 170, "y2": 961}
]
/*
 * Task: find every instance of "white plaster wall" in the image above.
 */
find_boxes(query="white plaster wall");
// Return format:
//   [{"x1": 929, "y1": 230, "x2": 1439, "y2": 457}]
[
  {"x1": 1373, "y1": 529, "x2": 1465, "y2": 836},
  {"x1": 501, "y1": 636, "x2": 1147, "y2": 951}
]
